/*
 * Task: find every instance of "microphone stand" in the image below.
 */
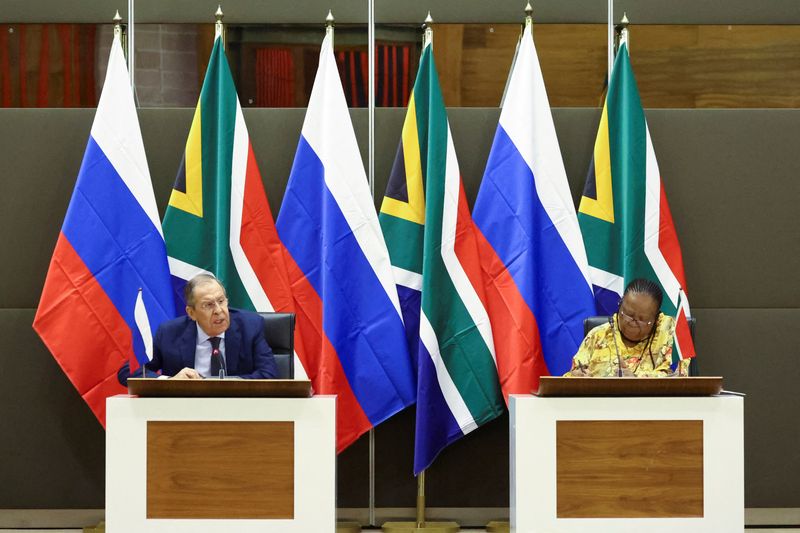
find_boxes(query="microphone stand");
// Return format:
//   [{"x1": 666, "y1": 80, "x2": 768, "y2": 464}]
[
  {"x1": 218, "y1": 352, "x2": 226, "y2": 379},
  {"x1": 609, "y1": 316, "x2": 623, "y2": 377}
]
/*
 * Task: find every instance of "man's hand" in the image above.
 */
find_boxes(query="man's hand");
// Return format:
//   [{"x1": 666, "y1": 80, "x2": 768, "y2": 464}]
[{"x1": 171, "y1": 367, "x2": 202, "y2": 380}]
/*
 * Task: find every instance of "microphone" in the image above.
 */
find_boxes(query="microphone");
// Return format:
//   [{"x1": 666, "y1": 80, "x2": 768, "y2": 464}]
[
  {"x1": 212, "y1": 346, "x2": 227, "y2": 379},
  {"x1": 609, "y1": 316, "x2": 623, "y2": 377}
]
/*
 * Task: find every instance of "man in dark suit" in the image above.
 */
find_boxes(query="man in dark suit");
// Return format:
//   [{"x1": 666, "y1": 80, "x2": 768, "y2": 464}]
[{"x1": 119, "y1": 274, "x2": 276, "y2": 383}]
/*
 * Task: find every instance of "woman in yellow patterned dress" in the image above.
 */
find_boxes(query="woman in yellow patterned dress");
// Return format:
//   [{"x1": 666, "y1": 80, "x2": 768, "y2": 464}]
[{"x1": 565, "y1": 278, "x2": 690, "y2": 377}]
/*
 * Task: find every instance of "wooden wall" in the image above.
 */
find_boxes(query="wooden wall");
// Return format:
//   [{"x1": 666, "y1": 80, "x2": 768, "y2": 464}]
[{"x1": 434, "y1": 23, "x2": 800, "y2": 108}]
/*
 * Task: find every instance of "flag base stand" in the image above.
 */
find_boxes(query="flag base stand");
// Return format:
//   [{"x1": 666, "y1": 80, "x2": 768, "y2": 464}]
[
  {"x1": 381, "y1": 471, "x2": 460, "y2": 532},
  {"x1": 381, "y1": 521, "x2": 459, "y2": 532},
  {"x1": 485, "y1": 520, "x2": 509, "y2": 532},
  {"x1": 337, "y1": 520, "x2": 362, "y2": 532}
]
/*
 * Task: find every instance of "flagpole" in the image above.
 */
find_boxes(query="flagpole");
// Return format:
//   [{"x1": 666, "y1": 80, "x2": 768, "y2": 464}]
[
  {"x1": 616, "y1": 12, "x2": 630, "y2": 51},
  {"x1": 113, "y1": 10, "x2": 123, "y2": 45},
  {"x1": 415, "y1": 16, "x2": 435, "y2": 531},
  {"x1": 367, "y1": 0, "x2": 377, "y2": 526},
  {"x1": 323, "y1": 12, "x2": 362, "y2": 533},
  {"x1": 488, "y1": 9, "x2": 539, "y2": 533},
  {"x1": 215, "y1": 5, "x2": 225, "y2": 46},
  {"x1": 499, "y1": 2, "x2": 530, "y2": 107},
  {"x1": 423, "y1": 11, "x2": 433, "y2": 48},
  {"x1": 384, "y1": 13, "x2": 461, "y2": 533},
  {"x1": 525, "y1": 2, "x2": 533, "y2": 31},
  {"x1": 127, "y1": 0, "x2": 137, "y2": 104},
  {"x1": 607, "y1": 0, "x2": 613, "y2": 82},
  {"x1": 368, "y1": 0, "x2": 375, "y2": 198}
]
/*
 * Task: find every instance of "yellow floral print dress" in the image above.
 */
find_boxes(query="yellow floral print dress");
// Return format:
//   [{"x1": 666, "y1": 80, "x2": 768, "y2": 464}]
[{"x1": 564, "y1": 313, "x2": 690, "y2": 377}]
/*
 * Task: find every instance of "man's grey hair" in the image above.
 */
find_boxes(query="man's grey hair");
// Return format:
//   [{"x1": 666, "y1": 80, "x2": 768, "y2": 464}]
[{"x1": 184, "y1": 274, "x2": 226, "y2": 307}]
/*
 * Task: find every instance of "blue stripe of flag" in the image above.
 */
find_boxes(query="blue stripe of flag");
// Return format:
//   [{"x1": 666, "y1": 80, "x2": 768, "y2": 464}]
[
  {"x1": 396, "y1": 285, "x2": 421, "y2": 371},
  {"x1": 593, "y1": 286, "x2": 621, "y2": 317},
  {"x1": 61, "y1": 137, "x2": 174, "y2": 365},
  {"x1": 414, "y1": 340, "x2": 463, "y2": 474},
  {"x1": 277, "y1": 136, "x2": 416, "y2": 424},
  {"x1": 473, "y1": 126, "x2": 595, "y2": 376}
]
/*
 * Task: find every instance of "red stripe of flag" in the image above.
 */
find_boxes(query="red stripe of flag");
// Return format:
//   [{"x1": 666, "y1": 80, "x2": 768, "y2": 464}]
[
  {"x1": 33, "y1": 233, "x2": 129, "y2": 425},
  {"x1": 454, "y1": 181, "x2": 549, "y2": 400},
  {"x1": 674, "y1": 296, "x2": 696, "y2": 361},
  {"x1": 657, "y1": 181, "x2": 688, "y2": 291},
  {"x1": 451, "y1": 182, "x2": 490, "y2": 314},
  {"x1": 281, "y1": 249, "x2": 372, "y2": 452},
  {"x1": 473, "y1": 219, "x2": 549, "y2": 399},
  {"x1": 239, "y1": 142, "x2": 296, "y2": 312}
]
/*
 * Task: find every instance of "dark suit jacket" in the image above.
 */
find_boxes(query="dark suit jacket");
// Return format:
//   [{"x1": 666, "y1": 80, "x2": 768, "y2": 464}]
[{"x1": 118, "y1": 308, "x2": 276, "y2": 384}]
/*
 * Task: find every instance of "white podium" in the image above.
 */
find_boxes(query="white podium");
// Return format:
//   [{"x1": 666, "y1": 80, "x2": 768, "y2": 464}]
[
  {"x1": 106, "y1": 393, "x2": 336, "y2": 533},
  {"x1": 510, "y1": 390, "x2": 743, "y2": 533}
]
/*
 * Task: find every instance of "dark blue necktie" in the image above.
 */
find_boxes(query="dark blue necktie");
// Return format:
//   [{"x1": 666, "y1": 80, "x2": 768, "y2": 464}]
[{"x1": 209, "y1": 337, "x2": 222, "y2": 377}]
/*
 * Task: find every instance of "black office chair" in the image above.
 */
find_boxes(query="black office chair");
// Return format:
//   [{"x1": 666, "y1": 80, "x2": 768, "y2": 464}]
[
  {"x1": 258, "y1": 312, "x2": 296, "y2": 379},
  {"x1": 583, "y1": 315, "x2": 699, "y2": 376}
]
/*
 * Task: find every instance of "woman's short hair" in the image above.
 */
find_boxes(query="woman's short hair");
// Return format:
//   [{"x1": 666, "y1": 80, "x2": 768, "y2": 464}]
[{"x1": 623, "y1": 278, "x2": 664, "y2": 310}]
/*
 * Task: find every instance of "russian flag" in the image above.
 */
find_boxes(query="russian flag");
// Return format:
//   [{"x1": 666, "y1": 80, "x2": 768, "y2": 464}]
[
  {"x1": 473, "y1": 23, "x2": 596, "y2": 396},
  {"x1": 33, "y1": 31, "x2": 175, "y2": 425},
  {"x1": 276, "y1": 31, "x2": 416, "y2": 451}
]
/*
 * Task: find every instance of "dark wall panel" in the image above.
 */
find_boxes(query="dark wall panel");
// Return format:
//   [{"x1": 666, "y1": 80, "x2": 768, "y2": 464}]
[
  {"x1": 1, "y1": 107, "x2": 798, "y2": 510},
  {"x1": 377, "y1": 0, "x2": 800, "y2": 24},
  {"x1": 2, "y1": 110, "x2": 94, "y2": 310},
  {"x1": 14, "y1": 107, "x2": 799, "y2": 310},
  {"x1": 691, "y1": 308, "x2": 800, "y2": 508},
  {"x1": 0, "y1": 310, "x2": 105, "y2": 508},
  {"x1": 646, "y1": 110, "x2": 800, "y2": 309},
  {"x1": 6, "y1": 0, "x2": 800, "y2": 24}
]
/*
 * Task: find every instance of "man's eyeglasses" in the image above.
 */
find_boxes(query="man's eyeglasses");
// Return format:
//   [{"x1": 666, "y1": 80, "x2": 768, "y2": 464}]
[
  {"x1": 618, "y1": 309, "x2": 655, "y2": 328},
  {"x1": 196, "y1": 297, "x2": 228, "y2": 312}
]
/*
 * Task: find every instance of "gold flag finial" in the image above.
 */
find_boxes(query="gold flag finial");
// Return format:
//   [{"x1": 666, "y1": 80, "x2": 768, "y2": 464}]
[
  {"x1": 215, "y1": 5, "x2": 225, "y2": 42},
  {"x1": 615, "y1": 12, "x2": 630, "y2": 49},
  {"x1": 113, "y1": 9, "x2": 122, "y2": 37},
  {"x1": 422, "y1": 11, "x2": 433, "y2": 48},
  {"x1": 326, "y1": 10, "x2": 335, "y2": 45},
  {"x1": 524, "y1": 2, "x2": 533, "y2": 29},
  {"x1": 112, "y1": 10, "x2": 127, "y2": 56}
]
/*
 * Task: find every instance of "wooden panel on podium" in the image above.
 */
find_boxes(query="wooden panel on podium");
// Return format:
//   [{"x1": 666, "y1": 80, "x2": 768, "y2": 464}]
[
  {"x1": 509, "y1": 393, "x2": 744, "y2": 533},
  {"x1": 107, "y1": 395, "x2": 336, "y2": 532},
  {"x1": 146, "y1": 421, "x2": 294, "y2": 519},
  {"x1": 556, "y1": 420, "x2": 703, "y2": 518},
  {"x1": 536, "y1": 376, "x2": 723, "y2": 397},
  {"x1": 128, "y1": 378, "x2": 311, "y2": 398}
]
